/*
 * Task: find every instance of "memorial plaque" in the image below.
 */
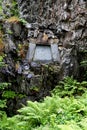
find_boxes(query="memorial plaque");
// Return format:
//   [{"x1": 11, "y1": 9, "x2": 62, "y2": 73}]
[
  {"x1": 26, "y1": 43, "x2": 60, "y2": 63},
  {"x1": 33, "y1": 45, "x2": 52, "y2": 63}
]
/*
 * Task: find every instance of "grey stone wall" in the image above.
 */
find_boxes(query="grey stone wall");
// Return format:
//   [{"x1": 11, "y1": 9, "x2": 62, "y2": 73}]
[
  {"x1": 17, "y1": 0, "x2": 87, "y2": 50},
  {"x1": 1, "y1": 0, "x2": 87, "y2": 92}
]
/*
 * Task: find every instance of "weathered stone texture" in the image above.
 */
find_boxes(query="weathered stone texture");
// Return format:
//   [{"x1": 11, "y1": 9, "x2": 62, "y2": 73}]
[
  {"x1": 1, "y1": 0, "x2": 87, "y2": 92},
  {"x1": 1, "y1": 0, "x2": 87, "y2": 89},
  {"x1": 16, "y1": 0, "x2": 87, "y2": 50}
]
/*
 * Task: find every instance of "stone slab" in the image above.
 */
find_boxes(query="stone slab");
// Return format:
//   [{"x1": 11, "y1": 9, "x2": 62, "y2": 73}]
[
  {"x1": 33, "y1": 45, "x2": 52, "y2": 63},
  {"x1": 26, "y1": 43, "x2": 36, "y2": 61},
  {"x1": 51, "y1": 44, "x2": 60, "y2": 63}
]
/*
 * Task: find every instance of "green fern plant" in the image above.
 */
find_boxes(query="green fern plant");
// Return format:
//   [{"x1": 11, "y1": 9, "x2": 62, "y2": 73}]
[
  {"x1": 0, "y1": 56, "x2": 11, "y2": 119},
  {"x1": 0, "y1": 56, "x2": 8, "y2": 125},
  {"x1": 0, "y1": 0, "x2": 3, "y2": 16},
  {"x1": 0, "y1": 92, "x2": 87, "y2": 130},
  {"x1": 0, "y1": 76, "x2": 87, "y2": 130},
  {"x1": 11, "y1": 0, "x2": 19, "y2": 17},
  {"x1": 2, "y1": 93, "x2": 87, "y2": 130},
  {"x1": 52, "y1": 77, "x2": 87, "y2": 97}
]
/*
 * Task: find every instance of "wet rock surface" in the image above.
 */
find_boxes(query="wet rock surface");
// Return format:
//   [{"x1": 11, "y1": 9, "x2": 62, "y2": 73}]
[{"x1": 0, "y1": 0, "x2": 87, "y2": 115}]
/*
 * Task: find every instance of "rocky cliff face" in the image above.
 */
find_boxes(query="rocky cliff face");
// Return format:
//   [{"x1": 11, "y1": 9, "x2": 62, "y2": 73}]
[
  {"x1": 16, "y1": 0, "x2": 87, "y2": 77},
  {"x1": 0, "y1": 0, "x2": 87, "y2": 115},
  {"x1": 17, "y1": 0, "x2": 87, "y2": 49}
]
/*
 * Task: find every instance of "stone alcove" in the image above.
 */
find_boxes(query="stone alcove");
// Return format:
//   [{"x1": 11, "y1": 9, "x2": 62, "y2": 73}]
[{"x1": 26, "y1": 42, "x2": 60, "y2": 64}]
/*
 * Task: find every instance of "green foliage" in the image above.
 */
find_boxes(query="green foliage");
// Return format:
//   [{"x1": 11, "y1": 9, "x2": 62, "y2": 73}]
[
  {"x1": 0, "y1": 56, "x2": 5, "y2": 67},
  {"x1": 80, "y1": 60, "x2": 87, "y2": 80},
  {"x1": 19, "y1": 18, "x2": 27, "y2": 25},
  {"x1": 2, "y1": 90, "x2": 26, "y2": 99},
  {"x1": 52, "y1": 76, "x2": 87, "y2": 97},
  {"x1": 0, "y1": 56, "x2": 10, "y2": 109},
  {"x1": 11, "y1": 0, "x2": 19, "y2": 17},
  {"x1": 0, "y1": 77, "x2": 87, "y2": 130},
  {"x1": 0, "y1": 83, "x2": 9, "y2": 90},
  {"x1": 79, "y1": 50, "x2": 87, "y2": 80},
  {"x1": 0, "y1": 0, "x2": 19, "y2": 19},
  {"x1": 0, "y1": 100, "x2": 6, "y2": 109},
  {"x1": 0, "y1": 55, "x2": 10, "y2": 122},
  {"x1": 1, "y1": 93, "x2": 87, "y2": 130},
  {"x1": 81, "y1": 60, "x2": 87, "y2": 67},
  {"x1": 2, "y1": 91, "x2": 16, "y2": 99},
  {"x1": 30, "y1": 86, "x2": 40, "y2": 92},
  {"x1": 0, "y1": 0, "x2": 3, "y2": 16},
  {"x1": 7, "y1": 29, "x2": 13, "y2": 35}
]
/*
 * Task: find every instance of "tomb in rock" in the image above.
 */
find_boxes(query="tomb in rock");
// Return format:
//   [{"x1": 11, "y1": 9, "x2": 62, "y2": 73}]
[{"x1": 26, "y1": 42, "x2": 60, "y2": 64}]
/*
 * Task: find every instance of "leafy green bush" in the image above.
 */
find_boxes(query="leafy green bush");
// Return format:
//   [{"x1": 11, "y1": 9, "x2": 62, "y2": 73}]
[
  {"x1": 11, "y1": 0, "x2": 19, "y2": 17},
  {"x1": 0, "y1": 56, "x2": 9, "y2": 123},
  {"x1": 1, "y1": 93, "x2": 87, "y2": 130},
  {"x1": 0, "y1": 77, "x2": 87, "y2": 130},
  {"x1": 0, "y1": 80, "x2": 87, "y2": 129},
  {"x1": 52, "y1": 76, "x2": 87, "y2": 97},
  {"x1": 0, "y1": 0, "x2": 3, "y2": 16}
]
